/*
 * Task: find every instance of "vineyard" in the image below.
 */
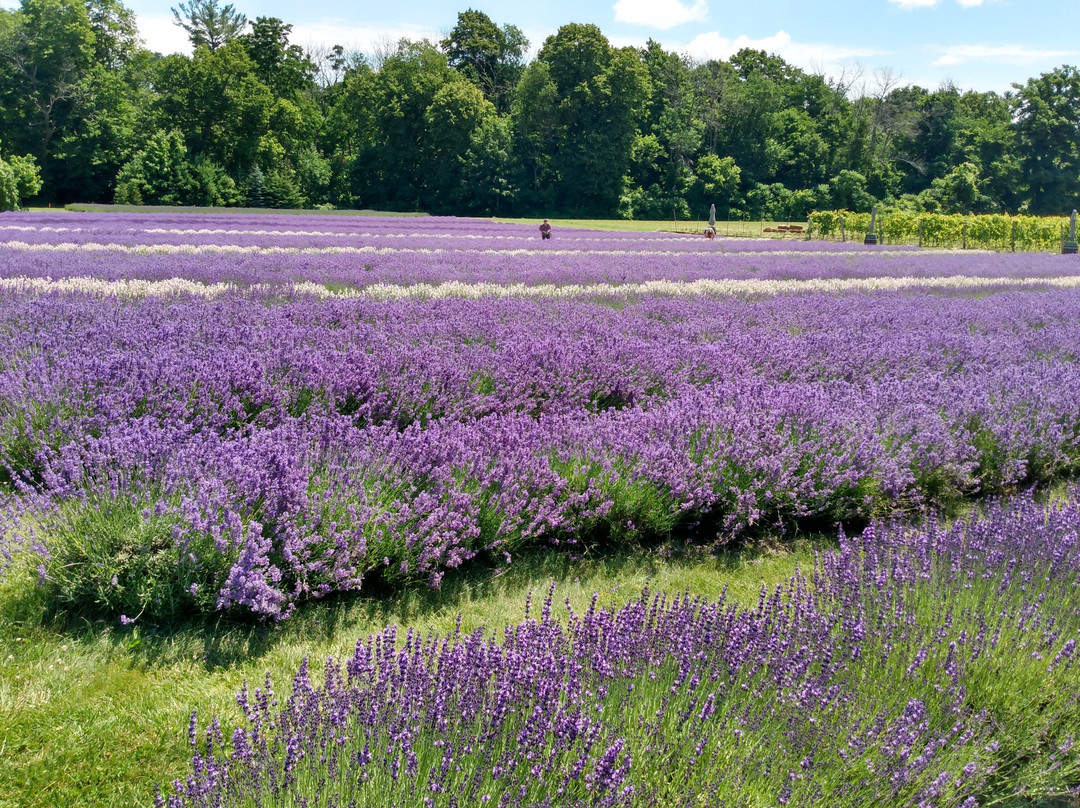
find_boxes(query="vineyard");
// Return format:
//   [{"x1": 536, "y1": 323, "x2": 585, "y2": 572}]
[{"x1": 809, "y1": 209, "x2": 1074, "y2": 251}]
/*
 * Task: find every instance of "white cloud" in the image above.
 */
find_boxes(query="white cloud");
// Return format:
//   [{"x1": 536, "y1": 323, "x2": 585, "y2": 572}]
[
  {"x1": 613, "y1": 0, "x2": 709, "y2": 30},
  {"x1": 931, "y1": 43, "x2": 1078, "y2": 66},
  {"x1": 682, "y1": 29, "x2": 884, "y2": 70},
  {"x1": 134, "y1": 14, "x2": 444, "y2": 59},
  {"x1": 955, "y1": 0, "x2": 998, "y2": 6},
  {"x1": 136, "y1": 13, "x2": 196, "y2": 56},
  {"x1": 290, "y1": 21, "x2": 442, "y2": 53}
]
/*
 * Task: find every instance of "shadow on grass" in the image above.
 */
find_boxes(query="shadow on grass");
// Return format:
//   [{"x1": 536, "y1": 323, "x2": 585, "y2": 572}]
[{"x1": 1, "y1": 531, "x2": 838, "y2": 673}]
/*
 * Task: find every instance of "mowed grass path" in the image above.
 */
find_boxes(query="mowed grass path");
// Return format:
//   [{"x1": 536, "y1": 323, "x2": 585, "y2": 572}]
[{"x1": 0, "y1": 539, "x2": 825, "y2": 808}]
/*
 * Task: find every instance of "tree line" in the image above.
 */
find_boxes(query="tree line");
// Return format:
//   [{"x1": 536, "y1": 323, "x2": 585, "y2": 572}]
[{"x1": 1, "y1": 0, "x2": 1079, "y2": 218}]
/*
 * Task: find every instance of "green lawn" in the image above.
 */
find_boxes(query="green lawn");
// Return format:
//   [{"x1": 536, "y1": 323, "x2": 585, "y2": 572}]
[{"x1": 0, "y1": 539, "x2": 824, "y2": 808}]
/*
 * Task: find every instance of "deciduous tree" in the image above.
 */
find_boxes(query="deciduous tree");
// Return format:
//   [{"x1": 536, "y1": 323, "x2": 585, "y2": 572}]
[
  {"x1": 441, "y1": 9, "x2": 527, "y2": 113},
  {"x1": 1012, "y1": 65, "x2": 1080, "y2": 215},
  {"x1": 534, "y1": 24, "x2": 650, "y2": 215},
  {"x1": 0, "y1": 141, "x2": 42, "y2": 209}
]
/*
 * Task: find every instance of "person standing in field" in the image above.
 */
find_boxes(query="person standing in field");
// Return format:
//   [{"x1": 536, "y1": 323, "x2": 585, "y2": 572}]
[{"x1": 539, "y1": 219, "x2": 552, "y2": 240}]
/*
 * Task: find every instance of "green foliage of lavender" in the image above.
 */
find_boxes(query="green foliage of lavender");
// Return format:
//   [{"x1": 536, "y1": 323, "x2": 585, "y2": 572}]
[
  {"x1": 36, "y1": 494, "x2": 228, "y2": 620},
  {"x1": 158, "y1": 494, "x2": 1080, "y2": 807}
]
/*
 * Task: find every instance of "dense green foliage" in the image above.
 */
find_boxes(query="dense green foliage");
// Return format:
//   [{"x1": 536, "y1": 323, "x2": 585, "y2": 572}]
[
  {"x1": 809, "y1": 209, "x2": 1073, "y2": 249},
  {"x1": 0, "y1": 143, "x2": 42, "y2": 210},
  {"x1": 1, "y1": 0, "x2": 1079, "y2": 216}
]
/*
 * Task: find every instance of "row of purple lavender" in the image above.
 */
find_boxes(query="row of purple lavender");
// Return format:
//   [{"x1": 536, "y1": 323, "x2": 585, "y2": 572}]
[
  {"x1": 3, "y1": 244, "x2": 1078, "y2": 289},
  {"x1": 0, "y1": 211, "x2": 849, "y2": 247},
  {"x1": 159, "y1": 494, "x2": 1080, "y2": 807},
  {"x1": 5, "y1": 213, "x2": 1079, "y2": 296},
  {"x1": 3, "y1": 286, "x2": 1080, "y2": 619}
]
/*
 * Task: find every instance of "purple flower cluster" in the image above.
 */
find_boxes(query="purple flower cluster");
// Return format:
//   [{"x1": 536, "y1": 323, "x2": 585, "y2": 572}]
[
  {"x1": 157, "y1": 494, "x2": 1080, "y2": 807},
  {"x1": 4, "y1": 285, "x2": 1080, "y2": 617},
  {"x1": 5, "y1": 246, "x2": 1078, "y2": 291}
]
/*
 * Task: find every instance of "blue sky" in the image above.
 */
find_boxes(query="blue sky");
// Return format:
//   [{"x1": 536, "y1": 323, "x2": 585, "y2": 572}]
[{"x1": 120, "y1": 0, "x2": 1076, "y2": 93}]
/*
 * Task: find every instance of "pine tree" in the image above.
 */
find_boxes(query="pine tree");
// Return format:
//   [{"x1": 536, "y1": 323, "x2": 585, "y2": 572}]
[
  {"x1": 171, "y1": 0, "x2": 247, "y2": 51},
  {"x1": 245, "y1": 165, "x2": 267, "y2": 208}
]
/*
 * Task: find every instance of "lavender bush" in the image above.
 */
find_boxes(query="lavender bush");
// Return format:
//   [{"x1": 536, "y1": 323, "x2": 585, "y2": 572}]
[
  {"x1": 157, "y1": 493, "x2": 1080, "y2": 808},
  {"x1": 4, "y1": 285, "x2": 1080, "y2": 619}
]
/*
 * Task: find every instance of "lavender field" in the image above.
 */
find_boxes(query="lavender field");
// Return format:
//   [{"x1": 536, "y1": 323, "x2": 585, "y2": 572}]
[
  {"x1": 1, "y1": 211, "x2": 1079, "y2": 807},
  {"x1": 161, "y1": 495, "x2": 1080, "y2": 808}
]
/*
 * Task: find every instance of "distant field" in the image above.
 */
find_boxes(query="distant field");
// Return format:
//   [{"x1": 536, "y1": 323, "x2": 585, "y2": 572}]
[
  {"x1": 495, "y1": 216, "x2": 808, "y2": 238},
  {"x1": 49, "y1": 206, "x2": 806, "y2": 238}
]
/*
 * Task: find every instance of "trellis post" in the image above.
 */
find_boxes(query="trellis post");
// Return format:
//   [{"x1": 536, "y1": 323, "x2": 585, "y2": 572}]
[
  {"x1": 1064, "y1": 210, "x2": 1078, "y2": 254},
  {"x1": 863, "y1": 206, "x2": 878, "y2": 245}
]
